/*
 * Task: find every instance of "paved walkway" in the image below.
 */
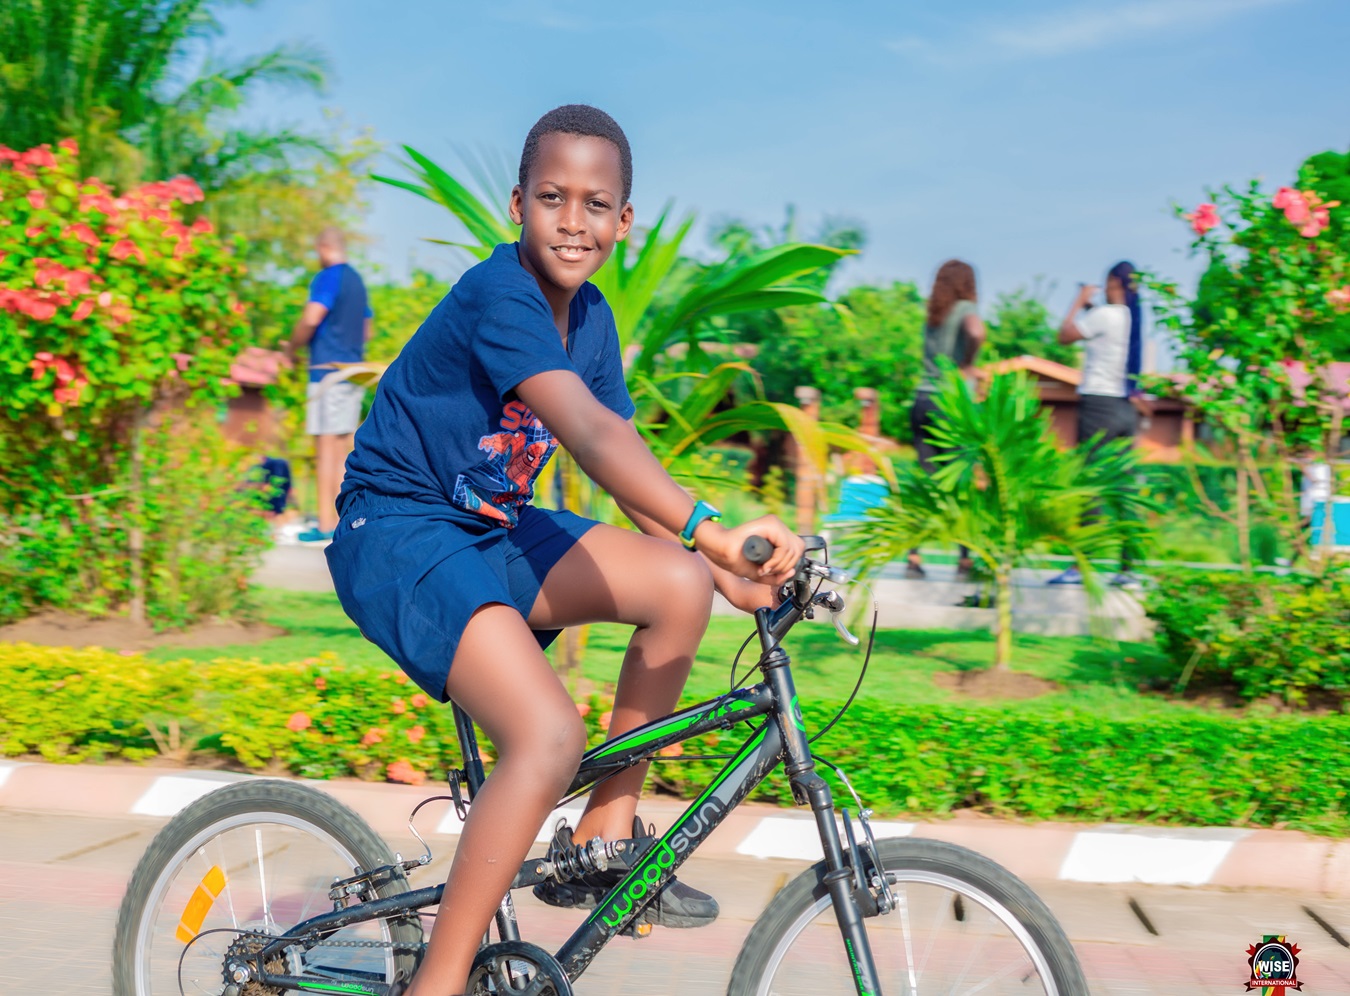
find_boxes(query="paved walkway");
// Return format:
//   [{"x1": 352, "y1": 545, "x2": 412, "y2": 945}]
[{"x1": 6, "y1": 803, "x2": 1348, "y2": 995}]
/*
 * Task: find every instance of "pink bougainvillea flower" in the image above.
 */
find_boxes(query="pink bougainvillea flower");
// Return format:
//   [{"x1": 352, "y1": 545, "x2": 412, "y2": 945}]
[
  {"x1": 1274, "y1": 186, "x2": 1311, "y2": 225},
  {"x1": 27, "y1": 298, "x2": 57, "y2": 321},
  {"x1": 64, "y1": 222, "x2": 99, "y2": 247},
  {"x1": 109, "y1": 238, "x2": 145, "y2": 263},
  {"x1": 170, "y1": 175, "x2": 205, "y2": 204},
  {"x1": 361, "y1": 727, "x2": 385, "y2": 746},
  {"x1": 1327, "y1": 286, "x2": 1350, "y2": 310},
  {"x1": 26, "y1": 189, "x2": 46, "y2": 210},
  {"x1": 406, "y1": 725, "x2": 426, "y2": 744},
  {"x1": 71, "y1": 298, "x2": 95, "y2": 322},
  {"x1": 97, "y1": 291, "x2": 113, "y2": 307},
  {"x1": 172, "y1": 352, "x2": 191, "y2": 372},
  {"x1": 391, "y1": 698, "x2": 407, "y2": 715},
  {"x1": 25, "y1": 225, "x2": 44, "y2": 239},
  {"x1": 1300, "y1": 206, "x2": 1331, "y2": 238},
  {"x1": 386, "y1": 759, "x2": 426, "y2": 786},
  {"x1": 393, "y1": 673, "x2": 409, "y2": 685},
  {"x1": 314, "y1": 676, "x2": 327, "y2": 690},
  {"x1": 576, "y1": 701, "x2": 591, "y2": 717},
  {"x1": 410, "y1": 693, "x2": 428, "y2": 708},
  {"x1": 0, "y1": 145, "x2": 17, "y2": 162},
  {"x1": 286, "y1": 712, "x2": 312, "y2": 732},
  {"x1": 63, "y1": 270, "x2": 94, "y2": 296},
  {"x1": 191, "y1": 216, "x2": 214, "y2": 234},
  {"x1": 79, "y1": 193, "x2": 116, "y2": 215},
  {"x1": 53, "y1": 385, "x2": 81, "y2": 405},
  {"x1": 1184, "y1": 202, "x2": 1219, "y2": 236},
  {"x1": 21, "y1": 146, "x2": 56, "y2": 169},
  {"x1": 58, "y1": 138, "x2": 79, "y2": 156}
]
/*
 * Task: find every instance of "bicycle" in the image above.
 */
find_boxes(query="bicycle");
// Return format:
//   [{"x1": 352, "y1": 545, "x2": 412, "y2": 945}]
[{"x1": 113, "y1": 535, "x2": 1088, "y2": 995}]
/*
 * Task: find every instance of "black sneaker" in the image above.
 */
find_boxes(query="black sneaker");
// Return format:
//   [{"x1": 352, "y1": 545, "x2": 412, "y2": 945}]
[{"x1": 532, "y1": 818, "x2": 719, "y2": 928}]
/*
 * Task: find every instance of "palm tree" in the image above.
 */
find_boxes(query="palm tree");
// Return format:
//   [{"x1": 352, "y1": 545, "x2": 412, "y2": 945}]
[
  {"x1": 0, "y1": 0, "x2": 332, "y2": 208},
  {"x1": 838, "y1": 366, "x2": 1154, "y2": 669}
]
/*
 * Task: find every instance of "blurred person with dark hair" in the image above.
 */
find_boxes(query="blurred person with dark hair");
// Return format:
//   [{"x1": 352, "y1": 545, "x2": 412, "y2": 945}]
[
  {"x1": 907, "y1": 259, "x2": 985, "y2": 579},
  {"x1": 1048, "y1": 260, "x2": 1146, "y2": 585}
]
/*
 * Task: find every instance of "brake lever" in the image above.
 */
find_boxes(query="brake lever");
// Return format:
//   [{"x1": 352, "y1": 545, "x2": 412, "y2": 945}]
[{"x1": 815, "y1": 590, "x2": 860, "y2": 647}]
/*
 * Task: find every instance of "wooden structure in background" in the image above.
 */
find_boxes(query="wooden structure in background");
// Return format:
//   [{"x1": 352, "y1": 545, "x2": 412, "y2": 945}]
[{"x1": 974, "y1": 354, "x2": 1192, "y2": 463}]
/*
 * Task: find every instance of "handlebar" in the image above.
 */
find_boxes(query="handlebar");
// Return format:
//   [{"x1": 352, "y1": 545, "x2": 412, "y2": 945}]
[
  {"x1": 742, "y1": 535, "x2": 774, "y2": 565},
  {"x1": 741, "y1": 535, "x2": 858, "y2": 647}
]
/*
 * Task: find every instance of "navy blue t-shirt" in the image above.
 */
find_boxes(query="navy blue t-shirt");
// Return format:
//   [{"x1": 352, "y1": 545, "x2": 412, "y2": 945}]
[
  {"x1": 308, "y1": 263, "x2": 373, "y2": 383},
  {"x1": 340, "y1": 243, "x2": 634, "y2": 528}
]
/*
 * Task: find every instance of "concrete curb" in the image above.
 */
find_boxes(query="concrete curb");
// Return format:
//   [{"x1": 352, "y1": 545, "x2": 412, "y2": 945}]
[{"x1": 4, "y1": 759, "x2": 1346, "y2": 896}]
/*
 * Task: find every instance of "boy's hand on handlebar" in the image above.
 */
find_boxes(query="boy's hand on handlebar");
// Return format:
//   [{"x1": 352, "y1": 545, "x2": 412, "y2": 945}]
[{"x1": 695, "y1": 515, "x2": 804, "y2": 585}]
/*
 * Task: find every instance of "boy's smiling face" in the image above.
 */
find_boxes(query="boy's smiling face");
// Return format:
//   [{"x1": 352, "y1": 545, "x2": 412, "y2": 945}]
[{"x1": 510, "y1": 132, "x2": 633, "y2": 315}]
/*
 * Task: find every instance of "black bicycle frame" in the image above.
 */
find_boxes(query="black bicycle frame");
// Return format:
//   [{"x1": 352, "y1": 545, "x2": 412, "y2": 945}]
[{"x1": 259, "y1": 601, "x2": 886, "y2": 995}]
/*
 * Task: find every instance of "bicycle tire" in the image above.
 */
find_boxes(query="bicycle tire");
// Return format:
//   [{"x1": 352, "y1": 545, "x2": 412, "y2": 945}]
[
  {"x1": 727, "y1": 836, "x2": 1087, "y2": 996},
  {"x1": 112, "y1": 779, "x2": 423, "y2": 996}
]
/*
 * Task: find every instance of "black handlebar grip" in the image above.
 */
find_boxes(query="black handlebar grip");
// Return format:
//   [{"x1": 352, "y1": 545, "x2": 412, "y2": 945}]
[{"x1": 743, "y1": 535, "x2": 773, "y2": 565}]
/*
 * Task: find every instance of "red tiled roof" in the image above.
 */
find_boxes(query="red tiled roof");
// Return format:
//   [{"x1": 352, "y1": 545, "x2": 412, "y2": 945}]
[
  {"x1": 975, "y1": 354, "x2": 1081, "y2": 385},
  {"x1": 229, "y1": 347, "x2": 285, "y2": 387}
]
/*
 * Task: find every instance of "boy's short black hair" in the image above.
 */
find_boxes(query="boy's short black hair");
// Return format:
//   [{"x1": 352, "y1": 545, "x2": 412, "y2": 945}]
[{"x1": 518, "y1": 104, "x2": 632, "y2": 204}]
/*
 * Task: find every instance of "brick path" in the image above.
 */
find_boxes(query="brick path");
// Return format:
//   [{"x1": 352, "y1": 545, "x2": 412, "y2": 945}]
[{"x1": 4, "y1": 810, "x2": 1349, "y2": 994}]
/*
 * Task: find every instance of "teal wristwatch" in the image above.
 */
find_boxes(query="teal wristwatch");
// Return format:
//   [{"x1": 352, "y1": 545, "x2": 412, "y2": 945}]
[{"x1": 679, "y1": 500, "x2": 722, "y2": 549}]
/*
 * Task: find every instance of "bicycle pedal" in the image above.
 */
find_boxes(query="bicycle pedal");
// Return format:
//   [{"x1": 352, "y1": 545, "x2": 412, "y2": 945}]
[{"x1": 618, "y1": 921, "x2": 653, "y2": 939}]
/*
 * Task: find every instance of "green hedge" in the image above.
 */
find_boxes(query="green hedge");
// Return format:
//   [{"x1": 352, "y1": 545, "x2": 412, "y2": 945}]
[
  {"x1": 1144, "y1": 570, "x2": 1350, "y2": 704},
  {"x1": 3, "y1": 643, "x2": 1347, "y2": 835}
]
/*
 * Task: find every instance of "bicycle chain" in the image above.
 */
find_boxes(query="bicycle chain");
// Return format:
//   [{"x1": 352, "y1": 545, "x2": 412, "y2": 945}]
[
  {"x1": 229, "y1": 928, "x2": 427, "y2": 953},
  {"x1": 224, "y1": 928, "x2": 427, "y2": 994}
]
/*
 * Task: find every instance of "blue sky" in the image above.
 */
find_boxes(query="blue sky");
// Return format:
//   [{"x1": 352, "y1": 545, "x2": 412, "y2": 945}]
[{"x1": 216, "y1": 0, "x2": 1348, "y2": 359}]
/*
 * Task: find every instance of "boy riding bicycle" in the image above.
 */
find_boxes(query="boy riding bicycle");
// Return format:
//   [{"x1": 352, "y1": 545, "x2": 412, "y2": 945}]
[{"x1": 326, "y1": 104, "x2": 803, "y2": 996}]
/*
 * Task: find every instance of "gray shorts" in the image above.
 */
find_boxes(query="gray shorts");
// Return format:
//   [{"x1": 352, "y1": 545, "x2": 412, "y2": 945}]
[{"x1": 306, "y1": 380, "x2": 365, "y2": 436}]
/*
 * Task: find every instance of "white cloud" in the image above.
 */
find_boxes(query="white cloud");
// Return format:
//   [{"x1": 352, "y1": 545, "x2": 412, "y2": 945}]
[{"x1": 886, "y1": 0, "x2": 1300, "y2": 62}]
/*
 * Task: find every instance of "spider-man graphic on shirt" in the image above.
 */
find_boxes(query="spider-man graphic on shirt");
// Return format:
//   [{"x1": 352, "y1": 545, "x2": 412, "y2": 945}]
[{"x1": 452, "y1": 399, "x2": 557, "y2": 526}]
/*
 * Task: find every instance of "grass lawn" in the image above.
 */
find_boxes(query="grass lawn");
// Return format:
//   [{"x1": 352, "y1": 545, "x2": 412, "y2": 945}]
[{"x1": 146, "y1": 588, "x2": 1201, "y2": 719}]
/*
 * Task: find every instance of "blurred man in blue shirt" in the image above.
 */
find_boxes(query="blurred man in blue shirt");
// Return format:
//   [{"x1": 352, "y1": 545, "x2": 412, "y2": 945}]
[{"x1": 285, "y1": 226, "x2": 372, "y2": 542}]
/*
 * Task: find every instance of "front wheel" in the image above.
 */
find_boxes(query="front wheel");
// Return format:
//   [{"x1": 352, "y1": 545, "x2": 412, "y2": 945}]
[
  {"x1": 112, "y1": 779, "x2": 423, "y2": 995},
  {"x1": 728, "y1": 837, "x2": 1087, "y2": 995}
]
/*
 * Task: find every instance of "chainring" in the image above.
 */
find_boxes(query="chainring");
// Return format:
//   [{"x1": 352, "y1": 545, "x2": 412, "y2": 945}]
[{"x1": 468, "y1": 941, "x2": 573, "y2": 996}]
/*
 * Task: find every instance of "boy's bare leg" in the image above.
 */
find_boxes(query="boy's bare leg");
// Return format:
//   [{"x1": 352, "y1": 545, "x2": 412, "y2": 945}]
[
  {"x1": 528, "y1": 524, "x2": 713, "y2": 843},
  {"x1": 404, "y1": 603, "x2": 586, "y2": 996}
]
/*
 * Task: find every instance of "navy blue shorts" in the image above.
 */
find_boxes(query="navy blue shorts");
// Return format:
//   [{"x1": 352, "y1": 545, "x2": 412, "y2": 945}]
[{"x1": 325, "y1": 491, "x2": 597, "y2": 701}]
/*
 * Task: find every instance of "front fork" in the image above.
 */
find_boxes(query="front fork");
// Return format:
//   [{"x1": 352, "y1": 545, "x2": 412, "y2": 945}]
[{"x1": 761, "y1": 643, "x2": 887, "y2": 996}]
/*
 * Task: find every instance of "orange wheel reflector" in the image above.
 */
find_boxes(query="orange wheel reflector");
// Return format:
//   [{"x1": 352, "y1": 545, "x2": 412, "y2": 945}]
[{"x1": 175, "y1": 865, "x2": 227, "y2": 944}]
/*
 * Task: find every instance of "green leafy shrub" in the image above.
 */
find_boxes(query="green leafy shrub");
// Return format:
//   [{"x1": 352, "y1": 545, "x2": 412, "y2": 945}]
[
  {"x1": 3, "y1": 642, "x2": 1348, "y2": 834},
  {"x1": 1144, "y1": 570, "x2": 1350, "y2": 704},
  {"x1": 0, "y1": 139, "x2": 266, "y2": 625}
]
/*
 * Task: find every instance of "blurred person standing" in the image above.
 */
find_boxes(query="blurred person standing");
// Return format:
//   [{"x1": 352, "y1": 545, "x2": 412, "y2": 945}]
[
  {"x1": 907, "y1": 259, "x2": 985, "y2": 579},
  {"x1": 286, "y1": 226, "x2": 372, "y2": 543},
  {"x1": 1048, "y1": 260, "x2": 1145, "y2": 584}
]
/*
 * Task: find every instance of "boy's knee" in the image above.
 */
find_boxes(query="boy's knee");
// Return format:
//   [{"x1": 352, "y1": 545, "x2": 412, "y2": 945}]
[
  {"x1": 663, "y1": 546, "x2": 714, "y2": 613},
  {"x1": 533, "y1": 709, "x2": 587, "y2": 783}
]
